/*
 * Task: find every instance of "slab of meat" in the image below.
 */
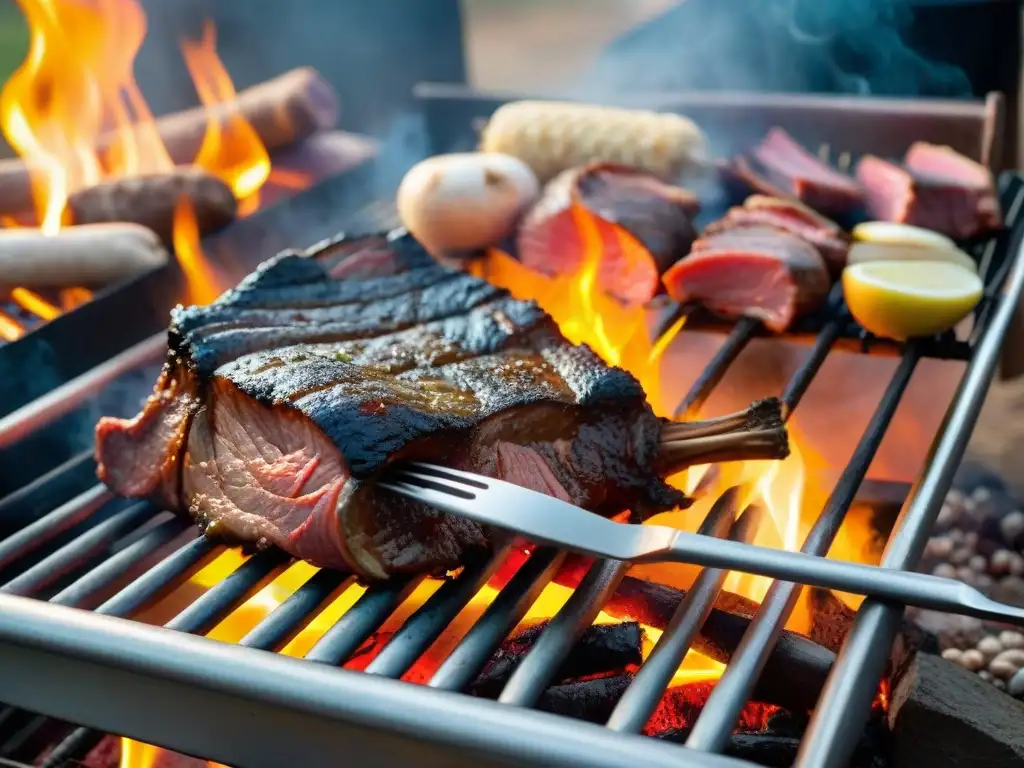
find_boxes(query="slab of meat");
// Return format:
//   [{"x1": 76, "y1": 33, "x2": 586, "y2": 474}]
[
  {"x1": 662, "y1": 226, "x2": 830, "y2": 333},
  {"x1": 704, "y1": 195, "x2": 849, "y2": 277},
  {"x1": 96, "y1": 232, "x2": 788, "y2": 580},
  {"x1": 716, "y1": 156, "x2": 793, "y2": 202},
  {"x1": 517, "y1": 162, "x2": 700, "y2": 304},
  {"x1": 751, "y1": 128, "x2": 864, "y2": 216},
  {"x1": 856, "y1": 150, "x2": 1000, "y2": 240}
]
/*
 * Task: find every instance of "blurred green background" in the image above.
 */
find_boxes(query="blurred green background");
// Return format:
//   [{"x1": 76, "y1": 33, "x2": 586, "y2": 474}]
[{"x1": 0, "y1": 0, "x2": 26, "y2": 158}]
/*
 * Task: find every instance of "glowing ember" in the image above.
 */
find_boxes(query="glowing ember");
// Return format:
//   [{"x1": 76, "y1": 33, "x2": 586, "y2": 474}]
[{"x1": 10, "y1": 286, "x2": 59, "y2": 319}]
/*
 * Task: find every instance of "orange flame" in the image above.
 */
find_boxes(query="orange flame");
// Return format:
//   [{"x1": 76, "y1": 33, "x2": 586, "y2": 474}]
[
  {"x1": 10, "y1": 286, "x2": 60, "y2": 320},
  {"x1": 180, "y1": 20, "x2": 270, "y2": 208},
  {"x1": 172, "y1": 196, "x2": 221, "y2": 306}
]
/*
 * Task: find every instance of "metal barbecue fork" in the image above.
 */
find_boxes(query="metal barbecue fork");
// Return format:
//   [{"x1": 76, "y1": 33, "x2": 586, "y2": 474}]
[{"x1": 380, "y1": 462, "x2": 1024, "y2": 626}]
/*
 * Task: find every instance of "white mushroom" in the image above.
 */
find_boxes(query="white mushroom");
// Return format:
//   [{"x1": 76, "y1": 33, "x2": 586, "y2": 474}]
[{"x1": 397, "y1": 152, "x2": 540, "y2": 263}]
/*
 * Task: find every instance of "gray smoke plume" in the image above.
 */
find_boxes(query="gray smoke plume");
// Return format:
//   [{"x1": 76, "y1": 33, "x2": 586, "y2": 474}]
[{"x1": 576, "y1": 0, "x2": 972, "y2": 99}]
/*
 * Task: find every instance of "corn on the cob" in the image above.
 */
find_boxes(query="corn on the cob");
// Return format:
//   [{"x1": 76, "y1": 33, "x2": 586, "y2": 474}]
[{"x1": 479, "y1": 100, "x2": 709, "y2": 185}]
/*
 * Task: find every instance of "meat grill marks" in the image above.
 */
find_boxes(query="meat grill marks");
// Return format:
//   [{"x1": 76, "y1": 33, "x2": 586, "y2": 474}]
[{"x1": 99, "y1": 233, "x2": 730, "y2": 581}]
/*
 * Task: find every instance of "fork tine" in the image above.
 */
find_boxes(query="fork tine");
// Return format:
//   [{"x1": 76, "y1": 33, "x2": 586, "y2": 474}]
[
  {"x1": 404, "y1": 462, "x2": 490, "y2": 488},
  {"x1": 389, "y1": 470, "x2": 480, "y2": 499}
]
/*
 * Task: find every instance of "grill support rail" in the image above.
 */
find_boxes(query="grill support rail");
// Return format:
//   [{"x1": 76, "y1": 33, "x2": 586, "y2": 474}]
[{"x1": 0, "y1": 176, "x2": 1022, "y2": 767}]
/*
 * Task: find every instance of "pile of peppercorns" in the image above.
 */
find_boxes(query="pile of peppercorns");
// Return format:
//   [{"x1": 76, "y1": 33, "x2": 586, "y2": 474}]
[{"x1": 913, "y1": 472, "x2": 1024, "y2": 698}]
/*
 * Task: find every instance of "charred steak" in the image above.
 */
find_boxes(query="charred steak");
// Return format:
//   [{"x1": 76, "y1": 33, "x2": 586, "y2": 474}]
[
  {"x1": 97, "y1": 233, "x2": 786, "y2": 580},
  {"x1": 98, "y1": 234, "x2": 671, "y2": 580}
]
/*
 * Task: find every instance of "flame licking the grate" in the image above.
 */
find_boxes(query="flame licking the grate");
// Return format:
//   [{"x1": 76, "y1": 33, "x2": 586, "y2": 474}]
[
  {"x1": 101, "y1": 206, "x2": 884, "y2": 767},
  {"x1": 0, "y1": 0, "x2": 280, "y2": 343}
]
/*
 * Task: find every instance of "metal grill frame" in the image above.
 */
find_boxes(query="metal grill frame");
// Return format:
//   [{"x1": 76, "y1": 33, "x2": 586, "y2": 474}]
[{"x1": 0, "y1": 174, "x2": 1021, "y2": 768}]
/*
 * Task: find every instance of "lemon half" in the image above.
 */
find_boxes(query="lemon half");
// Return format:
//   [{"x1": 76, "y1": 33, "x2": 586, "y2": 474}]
[
  {"x1": 850, "y1": 222, "x2": 977, "y2": 273},
  {"x1": 842, "y1": 260, "x2": 983, "y2": 341}
]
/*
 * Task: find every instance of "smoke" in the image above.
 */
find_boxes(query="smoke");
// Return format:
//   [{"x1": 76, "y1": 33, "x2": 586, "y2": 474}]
[{"x1": 575, "y1": 0, "x2": 972, "y2": 100}]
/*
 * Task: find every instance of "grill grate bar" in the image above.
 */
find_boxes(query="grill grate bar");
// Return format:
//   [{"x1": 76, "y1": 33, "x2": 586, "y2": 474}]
[
  {"x1": 364, "y1": 546, "x2": 511, "y2": 678},
  {"x1": 797, "y1": 177, "x2": 1024, "y2": 768},
  {"x1": 164, "y1": 547, "x2": 291, "y2": 635},
  {"x1": 604, "y1": 492, "x2": 751, "y2": 733},
  {"x1": 96, "y1": 535, "x2": 218, "y2": 618},
  {"x1": 673, "y1": 317, "x2": 760, "y2": 418},
  {"x1": 304, "y1": 576, "x2": 421, "y2": 665},
  {"x1": 0, "y1": 485, "x2": 113, "y2": 572},
  {"x1": 686, "y1": 347, "x2": 921, "y2": 752},
  {"x1": 0, "y1": 450, "x2": 93, "y2": 522},
  {"x1": 238, "y1": 569, "x2": 352, "y2": 652},
  {"x1": 779, "y1": 295, "x2": 843, "y2": 415},
  {"x1": 50, "y1": 517, "x2": 189, "y2": 608},
  {"x1": 429, "y1": 548, "x2": 566, "y2": 692},
  {"x1": 0, "y1": 502, "x2": 154, "y2": 598},
  {"x1": 498, "y1": 558, "x2": 630, "y2": 706}
]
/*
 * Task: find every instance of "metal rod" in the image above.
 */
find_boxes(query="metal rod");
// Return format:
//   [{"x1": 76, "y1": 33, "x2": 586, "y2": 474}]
[
  {"x1": 0, "y1": 502, "x2": 155, "y2": 597},
  {"x1": 0, "y1": 484, "x2": 113, "y2": 571},
  {"x1": 304, "y1": 576, "x2": 421, "y2": 666},
  {"x1": 95, "y1": 536, "x2": 219, "y2": 617},
  {"x1": 687, "y1": 347, "x2": 920, "y2": 752},
  {"x1": 0, "y1": 449, "x2": 92, "y2": 518},
  {"x1": 779, "y1": 318, "x2": 842, "y2": 415},
  {"x1": 429, "y1": 548, "x2": 565, "y2": 692},
  {"x1": 50, "y1": 517, "x2": 188, "y2": 607},
  {"x1": 0, "y1": 332, "x2": 166, "y2": 450},
  {"x1": 797, "y1": 206, "x2": 1024, "y2": 768},
  {"x1": 165, "y1": 547, "x2": 291, "y2": 635},
  {"x1": 365, "y1": 546, "x2": 511, "y2": 678},
  {"x1": 498, "y1": 558, "x2": 629, "y2": 706},
  {"x1": 239, "y1": 569, "x2": 351, "y2": 652},
  {"x1": 672, "y1": 317, "x2": 760, "y2": 418},
  {"x1": 0, "y1": 594, "x2": 750, "y2": 768},
  {"x1": 606, "y1": 491, "x2": 748, "y2": 733}
]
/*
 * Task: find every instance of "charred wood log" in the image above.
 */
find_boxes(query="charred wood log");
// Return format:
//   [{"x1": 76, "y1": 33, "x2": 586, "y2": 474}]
[
  {"x1": 65, "y1": 169, "x2": 237, "y2": 247},
  {"x1": 469, "y1": 621, "x2": 643, "y2": 699},
  {"x1": 888, "y1": 651, "x2": 1024, "y2": 768}
]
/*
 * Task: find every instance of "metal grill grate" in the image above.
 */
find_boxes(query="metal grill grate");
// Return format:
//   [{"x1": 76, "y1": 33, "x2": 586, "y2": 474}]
[{"x1": 0, "y1": 176, "x2": 1022, "y2": 768}]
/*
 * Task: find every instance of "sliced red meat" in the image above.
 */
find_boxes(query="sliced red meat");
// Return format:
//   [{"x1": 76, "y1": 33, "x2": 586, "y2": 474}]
[
  {"x1": 903, "y1": 142, "x2": 1002, "y2": 236},
  {"x1": 752, "y1": 128, "x2": 864, "y2": 216},
  {"x1": 517, "y1": 162, "x2": 699, "y2": 304},
  {"x1": 662, "y1": 226, "x2": 830, "y2": 333},
  {"x1": 716, "y1": 155, "x2": 793, "y2": 201},
  {"x1": 856, "y1": 153, "x2": 1000, "y2": 240},
  {"x1": 704, "y1": 195, "x2": 849, "y2": 276}
]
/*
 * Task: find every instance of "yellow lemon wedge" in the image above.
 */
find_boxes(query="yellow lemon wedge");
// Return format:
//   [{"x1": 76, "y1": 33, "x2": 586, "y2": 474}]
[
  {"x1": 849, "y1": 222, "x2": 977, "y2": 273},
  {"x1": 842, "y1": 260, "x2": 984, "y2": 341}
]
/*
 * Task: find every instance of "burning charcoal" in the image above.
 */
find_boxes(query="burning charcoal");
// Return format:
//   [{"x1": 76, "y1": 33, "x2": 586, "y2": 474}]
[
  {"x1": 889, "y1": 652, "x2": 1024, "y2": 768},
  {"x1": 65, "y1": 169, "x2": 237, "y2": 247},
  {"x1": 469, "y1": 621, "x2": 644, "y2": 699},
  {"x1": 536, "y1": 674, "x2": 633, "y2": 723},
  {"x1": 547, "y1": 564, "x2": 838, "y2": 714},
  {"x1": 654, "y1": 726, "x2": 886, "y2": 768}
]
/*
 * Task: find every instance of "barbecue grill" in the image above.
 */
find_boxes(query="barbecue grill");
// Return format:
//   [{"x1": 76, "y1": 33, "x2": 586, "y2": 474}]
[{"x1": 0, "y1": 90, "x2": 1022, "y2": 768}]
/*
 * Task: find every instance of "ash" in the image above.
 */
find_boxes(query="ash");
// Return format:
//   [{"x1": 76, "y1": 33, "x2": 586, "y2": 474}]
[{"x1": 913, "y1": 463, "x2": 1024, "y2": 700}]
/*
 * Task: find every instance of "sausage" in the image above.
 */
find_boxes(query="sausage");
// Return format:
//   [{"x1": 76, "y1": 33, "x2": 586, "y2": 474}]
[
  {"x1": 65, "y1": 169, "x2": 237, "y2": 246},
  {"x1": 0, "y1": 223, "x2": 168, "y2": 288},
  {"x1": 0, "y1": 67, "x2": 339, "y2": 216}
]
